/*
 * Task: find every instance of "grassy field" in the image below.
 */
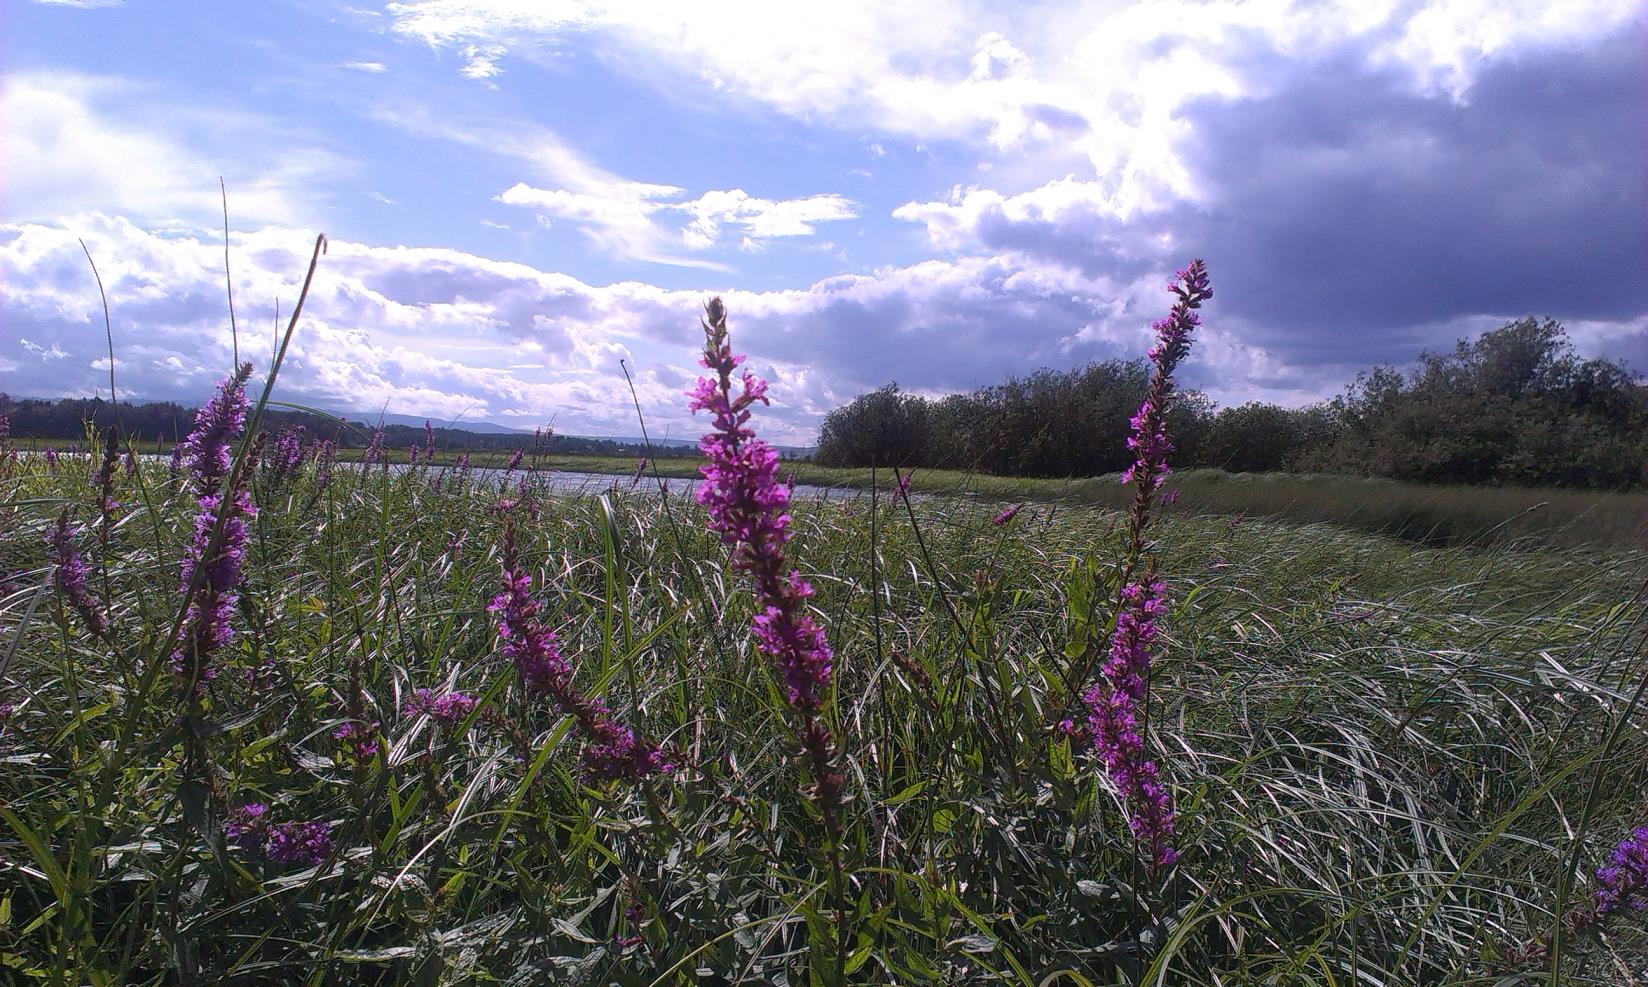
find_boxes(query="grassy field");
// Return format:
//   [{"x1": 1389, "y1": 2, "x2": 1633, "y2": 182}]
[
  {"x1": 1, "y1": 437, "x2": 1644, "y2": 983},
  {"x1": 20, "y1": 434, "x2": 1643, "y2": 550}
]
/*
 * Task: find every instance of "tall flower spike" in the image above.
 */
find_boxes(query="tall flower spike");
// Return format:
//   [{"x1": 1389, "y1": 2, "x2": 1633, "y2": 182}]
[
  {"x1": 173, "y1": 365, "x2": 257, "y2": 691},
  {"x1": 1079, "y1": 259, "x2": 1210, "y2": 872},
  {"x1": 489, "y1": 527, "x2": 667, "y2": 781},
  {"x1": 688, "y1": 296, "x2": 841, "y2": 829},
  {"x1": 179, "y1": 363, "x2": 254, "y2": 499},
  {"x1": 47, "y1": 510, "x2": 108, "y2": 637}
]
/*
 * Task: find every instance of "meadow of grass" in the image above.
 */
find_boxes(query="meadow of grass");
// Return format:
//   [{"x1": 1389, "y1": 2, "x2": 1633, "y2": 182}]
[
  {"x1": 2, "y1": 425, "x2": 1645, "y2": 983},
  {"x1": 552, "y1": 457, "x2": 1648, "y2": 551},
  {"x1": 23, "y1": 439, "x2": 1645, "y2": 552}
]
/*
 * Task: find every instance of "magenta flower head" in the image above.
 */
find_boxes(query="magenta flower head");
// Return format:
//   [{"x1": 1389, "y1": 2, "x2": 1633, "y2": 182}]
[
  {"x1": 422, "y1": 419, "x2": 435, "y2": 461},
  {"x1": 47, "y1": 510, "x2": 108, "y2": 637},
  {"x1": 173, "y1": 365, "x2": 257, "y2": 691},
  {"x1": 179, "y1": 363, "x2": 253, "y2": 499},
  {"x1": 488, "y1": 528, "x2": 667, "y2": 782},
  {"x1": 505, "y1": 448, "x2": 524, "y2": 471},
  {"x1": 363, "y1": 427, "x2": 385, "y2": 465},
  {"x1": 404, "y1": 687, "x2": 477, "y2": 723},
  {"x1": 267, "y1": 423, "x2": 306, "y2": 481},
  {"x1": 225, "y1": 804, "x2": 332, "y2": 867},
  {"x1": 1595, "y1": 824, "x2": 1648, "y2": 915},
  {"x1": 1077, "y1": 259, "x2": 1211, "y2": 873},
  {"x1": 992, "y1": 503, "x2": 1022, "y2": 527},
  {"x1": 332, "y1": 721, "x2": 380, "y2": 760},
  {"x1": 44, "y1": 448, "x2": 59, "y2": 470},
  {"x1": 895, "y1": 471, "x2": 913, "y2": 498},
  {"x1": 687, "y1": 297, "x2": 841, "y2": 829}
]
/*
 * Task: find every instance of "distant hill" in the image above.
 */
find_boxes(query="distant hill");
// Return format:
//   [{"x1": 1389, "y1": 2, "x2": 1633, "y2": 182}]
[
  {"x1": 0, "y1": 392, "x2": 814, "y2": 458},
  {"x1": 368, "y1": 412, "x2": 527, "y2": 435}
]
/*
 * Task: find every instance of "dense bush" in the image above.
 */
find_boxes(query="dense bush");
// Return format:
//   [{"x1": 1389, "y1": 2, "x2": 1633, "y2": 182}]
[
  {"x1": 816, "y1": 360, "x2": 1211, "y2": 477},
  {"x1": 1303, "y1": 318, "x2": 1648, "y2": 487},
  {"x1": 814, "y1": 319, "x2": 1647, "y2": 488}
]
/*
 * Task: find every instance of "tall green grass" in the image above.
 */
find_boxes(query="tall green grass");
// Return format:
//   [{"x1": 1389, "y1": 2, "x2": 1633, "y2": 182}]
[{"x1": 1, "y1": 438, "x2": 1644, "y2": 983}]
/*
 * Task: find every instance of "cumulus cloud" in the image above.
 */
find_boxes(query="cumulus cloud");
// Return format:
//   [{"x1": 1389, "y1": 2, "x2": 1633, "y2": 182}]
[
  {"x1": 0, "y1": 72, "x2": 347, "y2": 227},
  {"x1": 0, "y1": 214, "x2": 1304, "y2": 443},
  {"x1": 498, "y1": 182, "x2": 857, "y2": 261},
  {"x1": 896, "y1": 19, "x2": 1648, "y2": 374},
  {"x1": 384, "y1": 0, "x2": 1641, "y2": 212}
]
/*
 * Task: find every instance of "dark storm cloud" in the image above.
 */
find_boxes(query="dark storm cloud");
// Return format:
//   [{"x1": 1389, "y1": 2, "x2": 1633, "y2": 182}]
[
  {"x1": 1176, "y1": 23, "x2": 1648, "y2": 365},
  {"x1": 911, "y1": 22, "x2": 1648, "y2": 377}
]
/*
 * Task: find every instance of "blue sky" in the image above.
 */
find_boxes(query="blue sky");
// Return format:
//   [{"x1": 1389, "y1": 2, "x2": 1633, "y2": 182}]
[{"x1": 3, "y1": 0, "x2": 1644, "y2": 442}]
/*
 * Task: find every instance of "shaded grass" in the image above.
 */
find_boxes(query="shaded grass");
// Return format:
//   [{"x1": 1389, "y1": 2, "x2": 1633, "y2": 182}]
[{"x1": 1, "y1": 447, "x2": 1645, "y2": 983}]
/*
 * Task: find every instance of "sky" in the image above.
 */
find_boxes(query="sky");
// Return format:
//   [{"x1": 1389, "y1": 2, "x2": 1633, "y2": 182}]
[{"x1": 1, "y1": 0, "x2": 1644, "y2": 443}]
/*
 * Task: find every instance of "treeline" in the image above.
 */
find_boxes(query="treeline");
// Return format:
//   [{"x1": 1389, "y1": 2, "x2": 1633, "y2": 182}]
[
  {"x1": 0, "y1": 396, "x2": 665, "y2": 460},
  {"x1": 814, "y1": 319, "x2": 1648, "y2": 489}
]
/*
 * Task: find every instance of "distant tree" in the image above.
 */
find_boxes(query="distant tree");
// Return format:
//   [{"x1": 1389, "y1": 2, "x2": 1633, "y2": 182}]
[{"x1": 814, "y1": 383, "x2": 930, "y2": 467}]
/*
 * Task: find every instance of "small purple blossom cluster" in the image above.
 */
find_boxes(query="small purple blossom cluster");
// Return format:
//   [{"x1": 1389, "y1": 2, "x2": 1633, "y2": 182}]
[
  {"x1": 47, "y1": 511, "x2": 108, "y2": 636},
  {"x1": 688, "y1": 297, "x2": 841, "y2": 823},
  {"x1": 226, "y1": 804, "x2": 333, "y2": 867},
  {"x1": 1118, "y1": 262, "x2": 1212, "y2": 494},
  {"x1": 422, "y1": 420, "x2": 435, "y2": 463},
  {"x1": 404, "y1": 687, "x2": 477, "y2": 723},
  {"x1": 489, "y1": 535, "x2": 667, "y2": 782},
  {"x1": 992, "y1": 503, "x2": 1022, "y2": 527},
  {"x1": 363, "y1": 427, "x2": 385, "y2": 465},
  {"x1": 1594, "y1": 824, "x2": 1648, "y2": 915},
  {"x1": 1083, "y1": 580, "x2": 1176, "y2": 868},
  {"x1": 266, "y1": 424, "x2": 307, "y2": 481},
  {"x1": 332, "y1": 721, "x2": 380, "y2": 760},
  {"x1": 505, "y1": 447, "x2": 524, "y2": 471},
  {"x1": 173, "y1": 365, "x2": 256, "y2": 690},
  {"x1": 313, "y1": 439, "x2": 336, "y2": 494}
]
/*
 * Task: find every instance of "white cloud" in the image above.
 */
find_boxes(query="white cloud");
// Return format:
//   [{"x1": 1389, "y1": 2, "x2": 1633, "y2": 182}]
[
  {"x1": 385, "y1": 0, "x2": 1643, "y2": 217},
  {"x1": 0, "y1": 212, "x2": 1316, "y2": 441},
  {"x1": 674, "y1": 190, "x2": 857, "y2": 250},
  {"x1": 497, "y1": 181, "x2": 856, "y2": 262},
  {"x1": 342, "y1": 61, "x2": 388, "y2": 73},
  {"x1": 0, "y1": 72, "x2": 347, "y2": 227}
]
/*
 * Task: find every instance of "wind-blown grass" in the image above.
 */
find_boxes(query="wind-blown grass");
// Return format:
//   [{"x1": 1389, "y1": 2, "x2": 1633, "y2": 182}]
[{"x1": 1, "y1": 437, "x2": 1644, "y2": 983}]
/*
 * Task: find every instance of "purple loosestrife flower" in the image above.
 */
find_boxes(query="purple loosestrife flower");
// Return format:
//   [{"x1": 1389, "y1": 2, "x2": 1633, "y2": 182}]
[
  {"x1": 48, "y1": 511, "x2": 108, "y2": 636},
  {"x1": 265, "y1": 821, "x2": 334, "y2": 867},
  {"x1": 168, "y1": 443, "x2": 184, "y2": 480},
  {"x1": 489, "y1": 532, "x2": 667, "y2": 782},
  {"x1": 1077, "y1": 260, "x2": 1210, "y2": 872},
  {"x1": 313, "y1": 439, "x2": 336, "y2": 493},
  {"x1": 179, "y1": 364, "x2": 253, "y2": 499},
  {"x1": 404, "y1": 687, "x2": 477, "y2": 723},
  {"x1": 687, "y1": 297, "x2": 842, "y2": 824},
  {"x1": 226, "y1": 803, "x2": 334, "y2": 866},
  {"x1": 122, "y1": 450, "x2": 136, "y2": 476},
  {"x1": 1594, "y1": 825, "x2": 1648, "y2": 915},
  {"x1": 1082, "y1": 580, "x2": 1176, "y2": 868},
  {"x1": 173, "y1": 365, "x2": 256, "y2": 690},
  {"x1": 225, "y1": 802, "x2": 269, "y2": 851},
  {"x1": 423, "y1": 420, "x2": 435, "y2": 462},
  {"x1": 505, "y1": 448, "x2": 524, "y2": 472},
  {"x1": 409, "y1": 444, "x2": 419, "y2": 465},
  {"x1": 333, "y1": 721, "x2": 380, "y2": 760},
  {"x1": 363, "y1": 427, "x2": 385, "y2": 465},
  {"x1": 992, "y1": 503, "x2": 1022, "y2": 526},
  {"x1": 267, "y1": 424, "x2": 306, "y2": 481},
  {"x1": 44, "y1": 448, "x2": 59, "y2": 470},
  {"x1": 895, "y1": 471, "x2": 913, "y2": 499}
]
